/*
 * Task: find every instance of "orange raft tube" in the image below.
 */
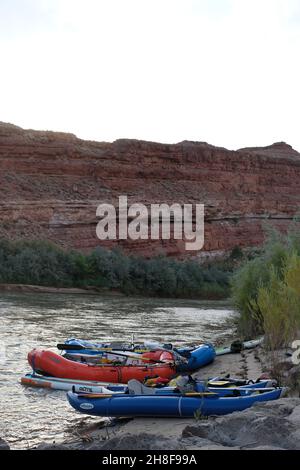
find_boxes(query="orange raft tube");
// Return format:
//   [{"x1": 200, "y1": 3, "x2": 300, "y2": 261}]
[{"x1": 28, "y1": 349, "x2": 177, "y2": 384}]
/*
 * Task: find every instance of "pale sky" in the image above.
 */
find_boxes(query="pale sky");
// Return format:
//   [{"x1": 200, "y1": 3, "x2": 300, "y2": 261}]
[{"x1": 0, "y1": 0, "x2": 299, "y2": 150}]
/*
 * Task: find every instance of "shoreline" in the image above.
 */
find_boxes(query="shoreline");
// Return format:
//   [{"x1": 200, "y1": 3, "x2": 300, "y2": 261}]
[
  {"x1": 0, "y1": 283, "x2": 124, "y2": 296},
  {"x1": 0, "y1": 283, "x2": 231, "y2": 301}
]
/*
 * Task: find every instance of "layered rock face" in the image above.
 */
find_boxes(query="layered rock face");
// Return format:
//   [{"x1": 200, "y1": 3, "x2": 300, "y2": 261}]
[{"x1": 1, "y1": 121, "x2": 300, "y2": 258}]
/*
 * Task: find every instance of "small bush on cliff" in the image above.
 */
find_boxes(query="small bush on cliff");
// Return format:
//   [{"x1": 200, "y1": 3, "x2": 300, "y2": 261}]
[{"x1": 230, "y1": 246, "x2": 244, "y2": 260}]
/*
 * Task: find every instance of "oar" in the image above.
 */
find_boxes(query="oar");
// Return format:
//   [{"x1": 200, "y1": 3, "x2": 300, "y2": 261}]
[
  {"x1": 59, "y1": 339, "x2": 187, "y2": 362},
  {"x1": 57, "y1": 344, "x2": 167, "y2": 364},
  {"x1": 57, "y1": 343, "x2": 134, "y2": 353}
]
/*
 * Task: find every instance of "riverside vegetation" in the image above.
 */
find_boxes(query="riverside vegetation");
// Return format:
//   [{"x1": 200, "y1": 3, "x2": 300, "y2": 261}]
[
  {"x1": 0, "y1": 239, "x2": 233, "y2": 299},
  {"x1": 232, "y1": 223, "x2": 300, "y2": 344}
]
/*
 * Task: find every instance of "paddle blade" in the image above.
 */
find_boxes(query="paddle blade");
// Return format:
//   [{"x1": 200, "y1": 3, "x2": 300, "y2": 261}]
[{"x1": 57, "y1": 343, "x2": 84, "y2": 351}]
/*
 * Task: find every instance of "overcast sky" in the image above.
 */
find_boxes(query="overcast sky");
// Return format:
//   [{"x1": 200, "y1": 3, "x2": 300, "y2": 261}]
[{"x1": 0, "y1": 0, "x2": 299, "y2": 149}]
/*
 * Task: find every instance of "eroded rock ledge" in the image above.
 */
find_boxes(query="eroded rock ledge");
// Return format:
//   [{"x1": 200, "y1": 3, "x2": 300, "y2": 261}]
[{"x1": 1, "y1": 121, "x2": 300, "y2": 258}]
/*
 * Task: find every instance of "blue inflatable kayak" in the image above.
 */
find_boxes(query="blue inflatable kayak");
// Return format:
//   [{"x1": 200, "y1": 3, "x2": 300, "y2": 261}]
[
  {"x1": 175, "y1": 344, "x2": 215, "y2": 372},
  {"x1": 67, "y1": 387, "x2": 284, "y2": 418}
]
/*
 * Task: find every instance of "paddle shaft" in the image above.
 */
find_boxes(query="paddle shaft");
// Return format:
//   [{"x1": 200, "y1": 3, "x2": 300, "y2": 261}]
[
  {"x1": 57, "y1": 344, "x2": 167, "y2": 364},
  {"x1": 58, "y1": 340, "x2": 189, "y2": 364}
]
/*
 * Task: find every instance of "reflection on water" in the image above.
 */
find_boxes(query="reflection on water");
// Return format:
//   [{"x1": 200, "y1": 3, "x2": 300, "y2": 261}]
[{"x1": 0, "y1": 292, "x2": 237, "y2": 449}]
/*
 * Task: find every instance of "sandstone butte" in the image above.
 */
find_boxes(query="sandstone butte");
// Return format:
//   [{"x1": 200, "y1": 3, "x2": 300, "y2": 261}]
[{"x1": 1, "y1": 121, "x2": 300, "y2": 259}]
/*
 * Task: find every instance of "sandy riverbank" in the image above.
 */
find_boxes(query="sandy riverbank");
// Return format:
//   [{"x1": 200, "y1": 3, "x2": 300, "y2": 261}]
[
  {"x1": 27, "y1": 346, "x2": 299, "y2": 451},
  {"x1": 0, "y1": 283, "x2": 124, "y2": 296}
]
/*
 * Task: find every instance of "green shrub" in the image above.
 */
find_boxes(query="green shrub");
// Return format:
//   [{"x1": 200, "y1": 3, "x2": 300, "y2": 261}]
[
  {"x1": 257, "y1": 253, "x2": 300, "y2": 350},
  {"x1": 0, "y1": 239, "x2": 232, "y2": 299},
  {"x1": 232, "y1": 222, "x2": 300, "y2": 339}
]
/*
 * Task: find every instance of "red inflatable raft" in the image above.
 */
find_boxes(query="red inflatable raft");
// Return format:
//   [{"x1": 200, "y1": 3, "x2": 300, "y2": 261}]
[{"x1": 28, "y1": 349, "x2": 176, "y2": 383}]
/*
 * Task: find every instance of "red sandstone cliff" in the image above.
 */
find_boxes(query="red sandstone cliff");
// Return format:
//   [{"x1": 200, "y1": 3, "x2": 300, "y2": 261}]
[{"x1": 1, "y1": 121, "x2": 300, "y2": 258}]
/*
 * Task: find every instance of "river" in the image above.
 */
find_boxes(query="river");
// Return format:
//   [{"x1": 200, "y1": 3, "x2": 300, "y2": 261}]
[{"x1": 0, "y1": 292, "x2": 237, "y2": 449}]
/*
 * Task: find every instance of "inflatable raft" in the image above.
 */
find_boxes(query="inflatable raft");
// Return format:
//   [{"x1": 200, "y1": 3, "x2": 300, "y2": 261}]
[
  {"x1": 175, "y1": 344, "x2": 215, "y2": 372},
  {"x1": 28, "y1": 349, "x2": 177, "y2": 383},
  {"x1": 21, "y1": 373, "x2": 126, "y2": 392},
  {"x1": 21, "y1": 372, "x2": 275, "y2": 394},
  {"x1": 67, "y1": 387, "x2": 284, "y2": 418},
  {"x1": 60, "y1": 340, "x2": 216, "y2": 372}
]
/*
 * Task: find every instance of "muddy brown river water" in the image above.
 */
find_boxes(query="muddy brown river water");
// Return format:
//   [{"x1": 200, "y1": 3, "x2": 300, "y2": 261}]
[{"x1": 0, "y1": 292, "x2": 237, "y2": 449}]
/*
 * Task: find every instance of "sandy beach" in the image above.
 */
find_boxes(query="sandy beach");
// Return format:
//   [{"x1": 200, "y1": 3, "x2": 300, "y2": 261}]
[{"x1": 28, "y1": 346, "x2": 299, "y2": 451}]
